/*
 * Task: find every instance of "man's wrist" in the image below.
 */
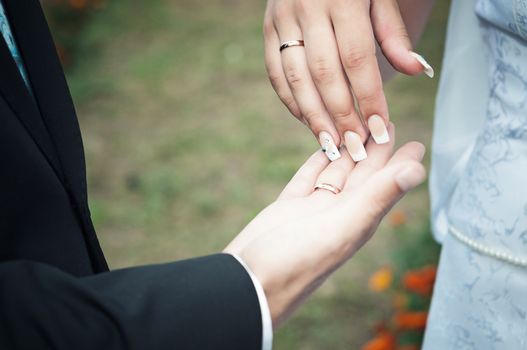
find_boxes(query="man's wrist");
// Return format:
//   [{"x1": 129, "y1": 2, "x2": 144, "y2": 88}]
[{"x1": 228, "y1": 253, "x2": 273, "y2": 350}]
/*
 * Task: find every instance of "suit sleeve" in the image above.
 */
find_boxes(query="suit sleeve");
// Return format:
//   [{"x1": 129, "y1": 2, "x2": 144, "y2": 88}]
[{"x1": 0, "y1": 253, "x2": 263, "y2": 350}]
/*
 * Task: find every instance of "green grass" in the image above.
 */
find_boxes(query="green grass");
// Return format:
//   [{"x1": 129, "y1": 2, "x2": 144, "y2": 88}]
[{"x1": 49, "y1": 0, "x2": 451, "y2": 348}]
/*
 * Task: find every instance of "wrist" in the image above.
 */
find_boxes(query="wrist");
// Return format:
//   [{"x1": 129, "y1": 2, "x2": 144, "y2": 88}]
[{"x1": 240, "y1": 246, "x2": 346, "y2": 328}]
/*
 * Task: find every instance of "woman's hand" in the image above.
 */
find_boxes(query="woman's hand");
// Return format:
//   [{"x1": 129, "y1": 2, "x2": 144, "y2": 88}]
[
  {"x1": 263, "y1": 0, "x2": 435, "y2": 161},
  {"x1": 225, "y1": 124, "x2": 426, "y2": 327}
]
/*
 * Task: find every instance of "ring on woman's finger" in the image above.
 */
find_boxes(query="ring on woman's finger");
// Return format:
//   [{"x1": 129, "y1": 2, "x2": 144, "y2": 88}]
[
  {"x1": 314, "y1": 183, "x2": 341, "y2": 195},
  {"x1": 280, "y1": 40, "x2": 304, "y2": 52}
]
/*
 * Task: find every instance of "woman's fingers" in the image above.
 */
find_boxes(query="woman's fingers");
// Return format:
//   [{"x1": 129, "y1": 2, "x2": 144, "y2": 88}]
[
  {"x1": 281, "y1": 43, "x2": 339, "y2": 146},
  {"x1": 273, "y1": 5, "x2": 341, "y2": 154},
  {"x1": 331, "y1": 0, "x2": 390, "y2": 145},
  {"x1": 266, "y1": 0, "x2": 433, "y2": 162},
  {"x1": 299, "y1": 10, "x2": 367, "y2": 146},
  {"x1": 264, "y1": 12, "x2": 302, "y2": 121},
  {"x1": 371, "y1": 0, "x2": 433, "y2": 77},
  {"x1": 311, "y1": 147, "x2": 355, "y2": 198},
  {"x1": 278, "y1": 150, "x2": 330, "y2": 200}
]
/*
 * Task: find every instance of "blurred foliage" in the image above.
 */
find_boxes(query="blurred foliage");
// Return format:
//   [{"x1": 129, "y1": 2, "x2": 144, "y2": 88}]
[{"x1": 42, "y1": 0, "x2": 108, "y2": 66}]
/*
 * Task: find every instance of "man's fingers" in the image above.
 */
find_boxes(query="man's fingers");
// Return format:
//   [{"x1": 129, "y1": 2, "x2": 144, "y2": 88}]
[
  {"x1": 355, "y1": 150, "x2": 426, "y2": 219},
  {"x1": 311, "y1": 148, "x2": 355, "y2": 199},
  {"x1": 357, "y1": 161, "x2": 426, "y2": 226},
  {"x1": 338, "y1": 141, "x2": 426, "y2": 236},
  {"x1": 300, "y1": 13, "x2": 367, "y2": 143},
  {"x1": 331, "y1": 1, "x2": 390, "y2": 144},
  {"x1": 371, "y1": 0, "x2": 434, "y2": 77},
  {"x1": 379, "y1": 140, "x2": 426, "y2": 196},
  {"x1": 344, "y1": 123, "x2": 395, "y2": 191},
  {"x1": 386, "y1": 141, "x2": 426, "y2": 167},
  {"x1": 264, "y1": 19, "x2": 302, "y2": 121},
  {"x1": 278, "y1": 150, "x2": 329, "y2": 200}
]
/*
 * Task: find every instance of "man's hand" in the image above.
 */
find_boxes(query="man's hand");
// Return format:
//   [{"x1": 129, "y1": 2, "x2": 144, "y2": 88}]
[
  {"x1": 225, "y1": 124, "x2": 426, "y2": 327},
  {"x1": 263, "y1": 0, "x2": 434, "y2": 161}
]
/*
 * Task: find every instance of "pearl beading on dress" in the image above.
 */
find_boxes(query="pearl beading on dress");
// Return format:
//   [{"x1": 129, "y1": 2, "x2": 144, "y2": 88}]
[{"x1": 449, "y1": 225, "x2": 527, "y2": 267}]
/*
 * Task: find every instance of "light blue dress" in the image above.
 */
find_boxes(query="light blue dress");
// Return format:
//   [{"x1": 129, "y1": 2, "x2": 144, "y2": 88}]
[{"x1": 425, "y1": 0, "x2": 527, "y2": 349}]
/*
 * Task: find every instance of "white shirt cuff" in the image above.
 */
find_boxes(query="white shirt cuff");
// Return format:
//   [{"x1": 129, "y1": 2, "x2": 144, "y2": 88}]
[{"x1": 229, "y1": 253, "x2": 273, "y2": 350}]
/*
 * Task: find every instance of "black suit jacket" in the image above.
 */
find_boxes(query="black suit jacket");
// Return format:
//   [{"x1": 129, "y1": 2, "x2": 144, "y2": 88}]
[{"x1": 0, "y1": 1, "x2": 262, "y2": 349}]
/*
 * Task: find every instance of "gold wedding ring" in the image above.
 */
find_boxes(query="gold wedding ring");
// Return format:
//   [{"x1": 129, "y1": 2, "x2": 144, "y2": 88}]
[
  {"x1": 314, "y1": 183, "x2": 342, "y2": 195},
  {"x1": 279, "y1": 40, "x2": 305, "y2": 52}
]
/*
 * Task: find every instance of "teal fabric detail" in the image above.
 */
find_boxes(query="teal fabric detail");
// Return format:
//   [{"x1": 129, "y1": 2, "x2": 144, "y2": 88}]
[{"x1": 0, "y1": 0, "x2": 31, "y2": 88}]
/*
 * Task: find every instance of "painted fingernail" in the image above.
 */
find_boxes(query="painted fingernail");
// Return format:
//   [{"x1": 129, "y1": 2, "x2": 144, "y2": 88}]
[
  {"x1": 367, "y1": 115, "x2": 390, "y2": 144},
  {"x1": 409, "y1": 51, "x2": 434, "y2": 78},
  {"x1": 395, "y1": 165, "x2": 426, "y2": 192},
  {"x1": 319, "y1": 131, "x2": 341, "y2": 161},
  {"x1": 344, "y1": 131, "x2": 367, "y2": 162}
]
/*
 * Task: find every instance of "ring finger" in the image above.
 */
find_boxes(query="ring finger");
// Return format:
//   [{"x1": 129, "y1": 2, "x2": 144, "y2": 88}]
[
  {"x1": 274, "y1": 16, "x2": 341, "y2": 160},
  {"x1": 312, "y1": 147, "x2": 355, "y2": 198},
  {"x1": 264, "y1": 14, "x2": 303, "y2": 123}
]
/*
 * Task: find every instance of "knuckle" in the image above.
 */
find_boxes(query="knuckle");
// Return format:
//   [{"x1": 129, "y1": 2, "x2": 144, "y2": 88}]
[
  {"x1": 341, "y1": 46, "x2": 374, "y2": 71},
  {"x1": 395, "y1": 28, "x2": 411, "y2": 43},
  {"x1": 332, "y1": 107, "x2": 354, "y2": 121},
  {"x1": 302, "y1": 109, "x2": 323, "y2": 125},
  {"x1": 391, "y1": 25, "x2": 411, "y2": 42},
  {"x1": 294, "y1": 0, "x2": 310, "y2": 15},
  {"x1": 380, "y1": 26, "x2": 410, "y2": 49},
  {"x1": 273, "y1": 1, "x2": 291, "y2": 25},
  {"x1": 262, "y1": 20, "x2": 275, "y2": 38},
  {"x1": 283, "y1": 65, "x2": 304, "y2": 88},
  {"x1": 267, "y1": 71, "x2": 282, "y2": 89},
  {"x1": 357, "y1": 88, "x2": 383, "y2": 106},
  {"x1": 311, "y1": 57, "x2": 337, "y2": 85}
]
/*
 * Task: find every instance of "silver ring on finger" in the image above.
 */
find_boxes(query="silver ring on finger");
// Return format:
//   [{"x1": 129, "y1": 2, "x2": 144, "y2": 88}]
[
  {"x1": 280, "y1": 40, "x2": 304, "y2": 52},
  {"x1": 314, "y1": 183, "x2": 341, "y2": 195}
]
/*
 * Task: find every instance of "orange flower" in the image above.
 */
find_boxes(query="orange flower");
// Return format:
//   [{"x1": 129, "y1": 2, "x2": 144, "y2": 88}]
[
  {"x1": 389, "y1": 209, "x2": 407, "y2": 227},
  {"x1": 402, "y1": 266, "x2": 437, "y2": 296},
  {"x1": 362, "y1": 330, "x2": 397, "y2": 350},
  {"x1": 393, "y1": 311, "x2": 428, "y2": 330},
  {"x1": 368, "y1": 266, "x2": 393, "y2": 292}
]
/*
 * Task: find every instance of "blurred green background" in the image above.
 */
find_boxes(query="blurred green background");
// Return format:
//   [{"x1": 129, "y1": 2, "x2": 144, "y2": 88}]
[{"x1": 43, "y1": 0, "x2": 450, "y2": 348}]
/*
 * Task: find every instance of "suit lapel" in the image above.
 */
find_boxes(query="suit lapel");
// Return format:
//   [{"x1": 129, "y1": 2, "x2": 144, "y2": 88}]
[
  {"x1": 4, "y1": 0, "x2": 84, "y2": 199},
  {"x1": 3, "y1": 0, "x2": 108, "y2": 272},
  {"x1": 0, "y1": 35, "x2": 64, "y2": 183}
]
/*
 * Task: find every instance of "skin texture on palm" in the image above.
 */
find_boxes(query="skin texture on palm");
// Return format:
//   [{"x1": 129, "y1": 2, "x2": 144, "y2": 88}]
[{"x1": 225, "y1": 124, "x2": 426, "y2": 327}]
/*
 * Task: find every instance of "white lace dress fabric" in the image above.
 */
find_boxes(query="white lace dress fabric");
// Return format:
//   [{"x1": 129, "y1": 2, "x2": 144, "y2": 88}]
[{"x1": 425, "y1": 0, "x2": 527, "y2": 349}]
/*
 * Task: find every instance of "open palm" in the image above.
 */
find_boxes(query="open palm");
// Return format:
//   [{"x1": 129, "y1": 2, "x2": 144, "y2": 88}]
[{"x1": 225, "y1": 124, "x2": 426, "y2": 326}]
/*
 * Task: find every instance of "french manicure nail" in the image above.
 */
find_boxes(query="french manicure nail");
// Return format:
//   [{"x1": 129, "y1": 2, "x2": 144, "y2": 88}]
[
  {"x1": 367, "y1": 115, "x2": 390, "y2": 144},
  {"x1": 395, "y1": 166, "x2": 425, "y2": 192},
  {"x1": 319, "y1": 131, "x2": 341, "y2": 161},
  {"x1": 409, "y1": 51, "x2": 434, "y2": 78},
  {"x1": 344, "y1": 131, "x2": 367, "y2": 162}
]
